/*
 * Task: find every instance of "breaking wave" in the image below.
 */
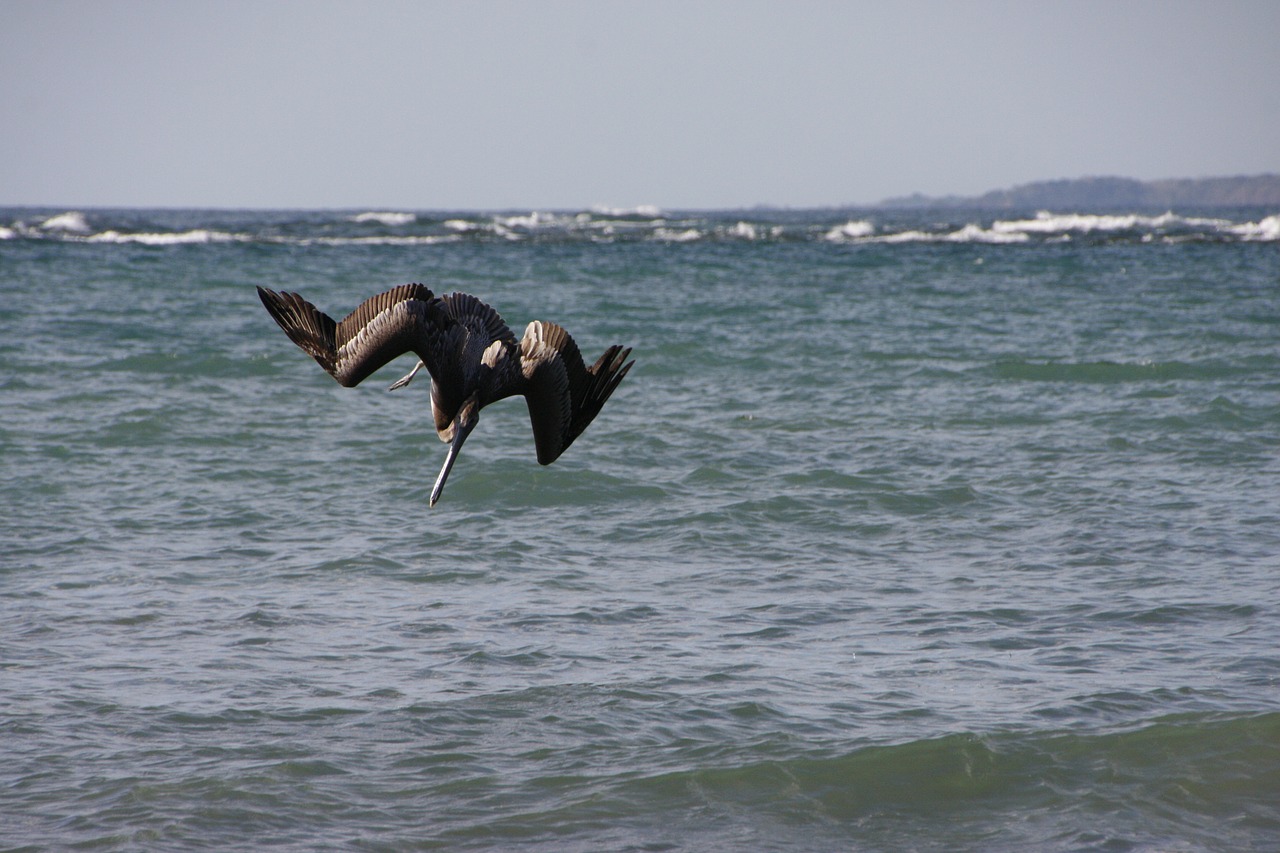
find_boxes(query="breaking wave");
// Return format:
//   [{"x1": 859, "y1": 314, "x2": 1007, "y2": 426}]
[
  {"x1": 3, "y1": 207, "x2": 1276, "y2": 247},
  {"x1": 590, "y1": 204, "x2": 664, "y2": 217},
  {"x1": 86, "y1": 228, "x2": 244, "y2": 245},
  {"x1": 349, "y1": 211, "x2": 416, "y2": 226},
  {"x1": 824, "y1": 219, "x2": 875, "y2": 241},
  {"x1": 40, "y1": 210, "x2": 91, "y2": 233}
]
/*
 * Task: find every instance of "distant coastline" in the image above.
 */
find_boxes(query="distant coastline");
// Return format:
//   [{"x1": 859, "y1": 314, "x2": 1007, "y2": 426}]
[{"x1": 877, "y1": 174, "x2": 1280, "y2": 209}]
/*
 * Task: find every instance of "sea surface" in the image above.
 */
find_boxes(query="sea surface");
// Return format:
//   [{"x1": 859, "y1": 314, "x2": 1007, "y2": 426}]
[{"x1": 3, "y1": 206, "x2": 1279, "y2": 851}]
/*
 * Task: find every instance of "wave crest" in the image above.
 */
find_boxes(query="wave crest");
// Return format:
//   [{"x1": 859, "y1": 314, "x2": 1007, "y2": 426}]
[
  {"x1": 349, "y1": 211, "x2": 416, "y2": 226},
  {"x1": 3, "y1": 207, "x2": 1276, "y2": 246},
  {"x1": 41, "y1": 211, "x2": 91, "y2": 233},
  {"x1": 86, "y1": 228, "x2": 242, "y2": 245}
]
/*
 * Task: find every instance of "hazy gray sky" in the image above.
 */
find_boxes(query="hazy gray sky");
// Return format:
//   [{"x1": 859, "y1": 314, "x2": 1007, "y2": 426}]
[{"x1": 4, "y1": 1, "x2": 1277, "y2": 209}]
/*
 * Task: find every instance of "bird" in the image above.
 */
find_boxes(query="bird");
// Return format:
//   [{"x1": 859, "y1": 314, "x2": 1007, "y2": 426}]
[{"x1": 257, "y1": 284, "x2": 634, "y2": 506}]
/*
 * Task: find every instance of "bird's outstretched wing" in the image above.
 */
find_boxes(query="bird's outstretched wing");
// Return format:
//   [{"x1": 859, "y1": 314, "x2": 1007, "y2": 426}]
[
  {"x1": 520, "y1": 320, "x2": 634, "y2": 465},
  {"x1": 257, "y1": 284, "x2": 439, "y2": 387}
]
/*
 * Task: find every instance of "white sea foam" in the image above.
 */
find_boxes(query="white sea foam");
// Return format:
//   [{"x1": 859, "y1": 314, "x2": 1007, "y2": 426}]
[
  {"x1": 591, "y1": 204, "x2": 663, "y2": 218},
  {"x1": 991, "y1": 211, "x2": 1146, "y2": 234},
  {"x1": 496, "y1": 211, "x2": 565, "y2": 230},
  {"x1": 588, "y1": 216, "x2": 667, "y2": 235},
  {"x1": 350, "y1": 211, "x2": 416, "y2": 226},
  {"x1": 444, "y1": 218, "x2": 510, "y2": 237},
  {"x1": 1229, "y1": 214, "x2": 1280, "y2": 241},
  {"x1": 944, "y1": 223, "x2": 1030, "y2": 243},
  {"x1": 303, "y1": 235, "x2": 462, "y2": 247},
  {"x1": 41, "y1": 211, "x2": 91, "y2": 233},
  {"x1": 817, "y1": 210, "x2": 1278, "y2": 244},
  {"x1": 10, "y1": 208, "x2": 1270, "y2": 248},
  {"x1": 991, "y1": 210, "x2": 1237, "y2": 236},
  {"x1": 85, "y1": 229, "x2": 241, "y2": 245},
  {"x1": 653, "y1": 227, "x2": 702, "y2": 242},
  {"x1": 823, "y1": 220, "x2": 875, "y2": 241},
  {"x1": 862, "y1": 223, "x2": 1029, "y2": 244}
]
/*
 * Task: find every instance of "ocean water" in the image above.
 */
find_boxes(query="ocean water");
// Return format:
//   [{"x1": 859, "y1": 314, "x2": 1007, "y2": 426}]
[{"x1": 2, "y1": 206, "x2": 1279, "y2": 851}]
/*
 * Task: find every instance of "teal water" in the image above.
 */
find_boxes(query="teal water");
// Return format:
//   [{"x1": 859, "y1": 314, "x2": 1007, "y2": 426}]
[{"x1": 2, "y1": 207, "x2": 1279, "y2": 851}]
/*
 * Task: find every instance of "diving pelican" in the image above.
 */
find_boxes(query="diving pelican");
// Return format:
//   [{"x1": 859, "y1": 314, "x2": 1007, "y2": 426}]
[{"x1": 257, "y1": 284, "x2": 634, "y2": 506}]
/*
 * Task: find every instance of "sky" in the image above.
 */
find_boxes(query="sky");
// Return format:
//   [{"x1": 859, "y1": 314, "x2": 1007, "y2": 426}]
[{"x1": 3, "y1": 0, "x2": 1278, "y2": 210}]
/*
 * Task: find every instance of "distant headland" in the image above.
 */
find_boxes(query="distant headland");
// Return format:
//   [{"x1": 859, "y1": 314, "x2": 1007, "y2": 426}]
[{"x1": 878, "y1": 174, "x2": 1280, "y2": 209}]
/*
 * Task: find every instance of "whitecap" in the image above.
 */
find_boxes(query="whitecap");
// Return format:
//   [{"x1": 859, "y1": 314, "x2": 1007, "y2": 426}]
[
  {"x1": 653, "y1": 227, "x2": 702, "y2": 242},
  {"x1": 304, "y1": 234, "x2": 462, "y2": 247},
  {"x1": 1229, "y1": 214, "x2": 1280, "y2": 241},
  {"x1": 85, "y1": 229, "x2": 240, "y2": 245},
  {"x1": 496, "y1": 211, "x2": 564, "y2": 230},
  {"x1": 41, "y1": 211, "x2": 91, "y2": 233},
  {"x1": 585, "y1": 216, "x2": 666, "y2": 235},
  {"x1": 490, "y1": 222, "x2": 526, "y2": 241},
  {"x1": 870, "y1": 224, "x2": 1029, "y2": 244},
  {"x1": 350, "y1": 211, "x2": 416, "y2": 226},
  {"x1": 992, "y1": 212, "x2": 1127, "y2": 234},
  {"x1": 591, "y1": 204, "x2": 663, "y2": 218},
  {"x1": 0, "y1": 226, "x2": 15, "y2": 240},
  {"x1": 872, "y1": 229, "x2": 933, "y2": 243},
  {"x1": 823, "y1": 220, "x2": 874, "y2": 241},
  {"x1": 991, "y1": 210, "x2": 1235, "y2": 236},
  {"x1": 992, "y1": 211, "x2": 1149, "y2": 234},
  {"x1": 944, "y1": 223, "x2": 1030, "y2": 243},
  {"x1": 728, "y1": 221, "x2": 758, "y2": 240}
]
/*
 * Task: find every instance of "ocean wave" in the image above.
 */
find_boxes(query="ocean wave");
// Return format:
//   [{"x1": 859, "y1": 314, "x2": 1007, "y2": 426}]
[
  {"x1": 653, "y1": 227, "x2": 703, "y2": 242},
  {"x1": 823, "y1": 219, "x2": 875, "y2": 241},
  {"x1": 992, "y1": 358, "x2": 1223, "y2": 383},
  {"x1": 824, "y1": 220, "x2": 1030, "y2": 244},
  {"x1": 987, "y1": 210, "x2": 1280, "y2": 242},
  {"x1": 870, "y1": 223, "x2": 1030, "y2": 244},
  {"x1": 2, "y1": 207, "x2": 1276, "y2": 247},
  {"x1": 616, "y1": 711, "x2": 1280, "y2": 848},
  {"x1": 839, "y1": 211, "x2": 1280, "y2": 244},
  {"x1": 40, "y1": 210, "x2": 91, "y2": 233},
  {"x1": 301, "y1": 234, "x2": 462, "y2": 247},
  {"x1": 349, "y1": 211, "x2": 416, "y2": 226},
  {"x1": 993, "y1": 210, "x2": 1194, "y2": 234},
  {"x1": 495, "y1": 211, "x2": 579, "y2": 230},
  {"x1": 591, "y1": 204, "x2": 664, "y2": 217},
  {"x1": 1230, "y1": 213, "x2": 1280, "y2": 241},
  {"x1": 85, "y1": 228, "x2": 245, "y2": 245}
]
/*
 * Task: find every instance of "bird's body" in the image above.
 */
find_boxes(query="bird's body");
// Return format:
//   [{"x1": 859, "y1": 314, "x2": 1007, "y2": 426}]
[{"x1": 257, "y1": 285, "x2": 633, "y2": 505}]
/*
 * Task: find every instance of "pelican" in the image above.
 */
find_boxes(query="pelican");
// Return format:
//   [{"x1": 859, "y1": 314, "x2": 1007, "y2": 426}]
[{"x1": 257, "y1": 284, "x2": 633, "y2": 506}]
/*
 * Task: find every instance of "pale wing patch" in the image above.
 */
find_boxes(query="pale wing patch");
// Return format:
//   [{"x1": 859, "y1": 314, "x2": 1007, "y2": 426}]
[
  {"x1": 337, "y1": 301, "x2": 410, "y2": 361},
  {"x1": 481, "y1": 338, "x2": 507, "y2": 368},
  {"x1": 331, "y1": 300, "x2": 433, "y2": 386},
  {"x1": 520, "y1": 321, "x2": 574, "y2": 464}
]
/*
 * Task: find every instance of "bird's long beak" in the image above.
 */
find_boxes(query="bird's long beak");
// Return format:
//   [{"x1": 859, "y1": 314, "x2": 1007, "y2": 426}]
[{"x1": 429, "y1": 418, "x2": 476, "y2": 507}]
